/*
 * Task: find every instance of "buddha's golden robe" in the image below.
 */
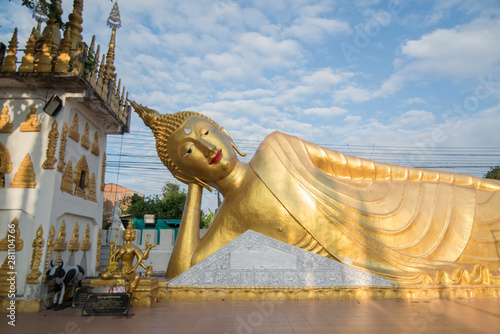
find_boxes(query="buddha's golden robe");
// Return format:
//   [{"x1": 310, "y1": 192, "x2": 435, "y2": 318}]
[{"x1": 196, "y1": 132, "x2": 500, "y2": 285}]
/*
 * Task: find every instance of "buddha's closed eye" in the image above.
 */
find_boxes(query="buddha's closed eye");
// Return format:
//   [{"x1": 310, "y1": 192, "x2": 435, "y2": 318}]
[{"x1": 183, "y1": 144, "x2": 193, "y2": 158}]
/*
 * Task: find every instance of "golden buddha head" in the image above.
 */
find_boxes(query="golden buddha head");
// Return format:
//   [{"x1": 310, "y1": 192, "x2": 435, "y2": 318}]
[
  {"x1": 123, "y1": 221, "x2": 136, "y2": 242},
  {"x1": 129, "y1": 101, "x2": 245, "y2": 191}
]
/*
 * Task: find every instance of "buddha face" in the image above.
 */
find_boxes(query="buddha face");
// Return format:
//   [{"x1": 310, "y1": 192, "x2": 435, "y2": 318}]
[{"x1": 167, "y1": 116, "x2": 238, "y2": 183}]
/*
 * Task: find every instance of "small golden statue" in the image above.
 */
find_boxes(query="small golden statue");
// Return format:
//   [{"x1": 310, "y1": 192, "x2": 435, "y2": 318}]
[
  {"x1": 100, "y1": 221, "x2": 155, "y2": 292},
  {"x1": 54, "y1": 220, "x2": 67, "y2": 251},
  {"x1": 42, "y1": 120, "x2": 59, "y2": 169},
  {"x1": 43, "y1": 225, "x2": 56, "y2": 282},
  {"x1": 0, "y1": 105, "x2": 13, "y2": 133},
  {"x1": 68, "y1": 113, "x2": 79, "y2": 142},
  {"x1": 57, "y1": 123, "x2": 68, "y2": 172},
  {"x1": 68, "y1": 222, "x2": 80, "y2": 251},
  {"x1": 131, "y1": 101, "x2": 500, "y2": 286},
  {"x1": 26, "y1": 225, "x2": 44, "y2": 284},
  {"x1": 80, "y1": 223, "x2": 91, "y2": 251},
  {"x1": 20, "y1": 104, "x2": 41, "y2": 132},
  {"x1": 81, "y1": 123, "x2": 90, "y2": 149},
  {"x1": 91, "y1": 132, "x2": 100, "y2": 156}
]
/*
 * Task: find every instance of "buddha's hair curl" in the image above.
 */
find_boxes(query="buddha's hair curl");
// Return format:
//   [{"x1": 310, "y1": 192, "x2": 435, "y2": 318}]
[{"x1": 128, "y1": 100, "x2": 224, "y2": 178}]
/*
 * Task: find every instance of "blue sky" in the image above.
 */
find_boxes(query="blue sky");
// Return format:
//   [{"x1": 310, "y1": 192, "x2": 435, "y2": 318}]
[{"x1": 2, "y1": 0, "x2": 500, "y2": 211}]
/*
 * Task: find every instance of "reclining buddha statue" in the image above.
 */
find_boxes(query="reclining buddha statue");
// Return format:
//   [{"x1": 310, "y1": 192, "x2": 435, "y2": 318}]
[{"x1": 130, "y1": 101, "x2": 500, "y2": 285}]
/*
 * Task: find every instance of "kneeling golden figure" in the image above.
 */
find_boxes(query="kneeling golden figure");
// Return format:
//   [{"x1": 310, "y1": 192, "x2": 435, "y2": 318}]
[
  {"x1": 131, "y1": 101, "x2": 500, "y2": 285},
  {"x1": 101, "y1": 222, "x2": 155, "y2": 291}
]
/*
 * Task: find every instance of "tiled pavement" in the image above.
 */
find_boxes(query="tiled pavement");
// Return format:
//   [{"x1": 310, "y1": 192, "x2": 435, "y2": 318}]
[{"x1": 3, "y1": 298, "x2": 500, "y2": 334}]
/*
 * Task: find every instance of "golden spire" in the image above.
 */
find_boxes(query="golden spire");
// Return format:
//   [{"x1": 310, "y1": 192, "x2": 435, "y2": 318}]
[
  {"x1": 67, "y1": 0, "x2": 84, "y2": 47},
  {"x1": 37, "y1": 28, "x2": 54, "y2": 72},
  {"x1": 103, "y1": 2, "x2": 121, "y2": 97},
  {"x1": 19, "y1": 28, "x2": 37, "y2": 73},
  {"x1": 54, "y1": 26, "x2": 72, "y2": 72},
  {"x1": 1, "y1": 28, "x2": 18, "y2": 72}
]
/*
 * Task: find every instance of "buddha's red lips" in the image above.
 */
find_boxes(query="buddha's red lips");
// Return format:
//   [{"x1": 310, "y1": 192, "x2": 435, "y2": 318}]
[{"x1": 210, "y1": 150, "x2": 222, "y2": 165}]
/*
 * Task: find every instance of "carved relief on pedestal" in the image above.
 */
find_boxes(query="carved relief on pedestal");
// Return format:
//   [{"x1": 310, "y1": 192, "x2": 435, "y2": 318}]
[
  {"x1": 91, "y1": 132, "x2": 100, "y2": 156},
  {"x1": 43, "y1": 225, "x2": 55, "y2": 282},
  {"x1": 0, "y1": 217, "x2": 23, "y2": 250},
  {"x1": 0, "y1": 105, "x2": 13, "y2": 133},
  {"x1": 101, "y1": 154, "x2": 106, "y2": 191},
  {"x1": 20, "y1": 104, "x2": 41, "y2": 132},
  {"x1": 68, "y1": 113, "x2": 80, "y2": 142},
  {"x1": 68, "y1": 222, "x2": 80, "y2": 251},
  {"x1": 54, "y1": 220, "x2": 68, "y2": 252},
  {"x1": 81, "y1": 224, "x2": 91, "y2": 251},
  {"x1": 73, "y1": 155, "x2": 89, "y2": 200},
  {"x1": 87, "y1": 173, "x2": 97, "y2": 202},
  {"x1": 61, "y1": 160, "x2": 74, "y2": 194},
  {"x1": 57, "y1": 123, "x2": 68, "y2": 172},
  {"x1": 10, "y1": 154, "x2": 36, "y2": 188},
  {"x1": 81, "y1": 123, "x2": 90, "y2": 149},
  {"x1": 26, "y1": 225, "x2": 44, "y2": 284},
  {"x1": 42, "y1": 120, "x2": 59, "y2": 169},
  {"x1": 95, "y1": 229, "x2": 102, "y2": 271},
  {"x1": 0, "y1": 257, "x2": 15, "y2": 297},
  {"x1": 0, "y1": 141, "x2": 13, "y2": 188}
]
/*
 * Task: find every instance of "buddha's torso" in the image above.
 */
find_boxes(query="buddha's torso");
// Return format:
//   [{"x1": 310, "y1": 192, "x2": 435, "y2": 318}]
[{"x1": 191, "y1": 168, "x2": 323, "y2": 265}]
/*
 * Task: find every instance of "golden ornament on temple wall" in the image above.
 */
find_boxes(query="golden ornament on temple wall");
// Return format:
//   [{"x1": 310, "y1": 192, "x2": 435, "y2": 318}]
[
  {"x1": 68, "y1": 113, "x2": 80, "y2": 142},
  {"x1": 95, "y1": 229, "x2": 102, "y2": 271},
  {"x1": 0, "y1": 141, "x2": 13, "y2": 189},
  {"x1": 0, "y1": 105, "x2": 13, "y2": 133},
  {"x1": 20, "y1": 105, "x2": 41, "y2": 132},
  {"x1": 87, "y1": 173, "x2": 97, "y2": 202},
  {"x1": 43, "y1": 225, "x2": 55, "y2": 282},
  {"x1": 91, "y1": 132, "x2": 100, "y2": 156},
  {"x1": 100, "y1": 153, "x2": 106, "y2": 191},
  {"x1": 60, "y1": 160, "x2": 74, "y2": 194},
  {"x1": 0, "y1": 217, "x2": 23, "y2": 251},
  {"x1": 54, "y1": 220, "x2": 67, "y2": 252},
  {"x1": 26, "y1": 225, "x2": 44, "y2": 284},
  {"x1": 68, "y1": 222, "x2": 80, "y2": 251},
  {"x1": 10, "y1": 154, "x2": 36, "y2": 188},
  {"x1": 80, "y1": 223, "x2": 91, "y2": 251},
  {"x1": 57, "y1": 123, "x2": 68, "y2": 172},
  {"x1": 80, "y1": 123, "x2": 90, "y2": 149},
  {"x1": 73, "y1": 155, "x2": 89, "y2": 199},
  {"x1": 0, "y1": 257, "x2": 15, "y2": 297},
  {"x1": 42, "y1": 120, "x2": 59, "y2": 169}
]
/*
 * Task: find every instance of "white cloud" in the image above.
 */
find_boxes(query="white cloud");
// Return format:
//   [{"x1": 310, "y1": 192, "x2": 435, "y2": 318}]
[
  {"x1": 400, "y1": 18, "x2": 500, "y2": 78},
  {"x1": 394, "y1": 110, "x2": 435, "y2": 127},
  {"x1": 344, "y1": 115, "x2": 362, "y2": 123},
  {"x1": 303, "y1": 107, "x2": 349, "y2": 117}
]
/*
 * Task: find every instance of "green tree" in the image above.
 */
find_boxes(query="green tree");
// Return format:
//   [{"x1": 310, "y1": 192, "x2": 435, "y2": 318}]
[
  {"x1": 200, "y1": 209, "x2": 215, "y2": 229},
  {"x1": 121, "y1": 182, "x2": 187, "y2": 219},
  {"x1": 484, "y1": 166, "x2": 500, "y2": 180}
]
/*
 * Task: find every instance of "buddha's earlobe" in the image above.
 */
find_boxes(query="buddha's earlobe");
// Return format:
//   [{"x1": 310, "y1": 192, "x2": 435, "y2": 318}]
[{"x1": 222, "y1": 128, "x2": 246, "y2": 157}]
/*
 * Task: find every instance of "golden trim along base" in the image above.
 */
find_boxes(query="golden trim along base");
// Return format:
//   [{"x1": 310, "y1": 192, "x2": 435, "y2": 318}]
[{"x1": 167, "y1": 285, "x2": 500, "y2": 301}]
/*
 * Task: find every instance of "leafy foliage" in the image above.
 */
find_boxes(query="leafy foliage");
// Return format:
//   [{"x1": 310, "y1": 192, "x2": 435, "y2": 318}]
[
  {"x1": 484, "y1": 166, "x2": 500, "y2": 180},
  {"x1": 120, "y1": 182, "x2": 216, "y2": 229},
  {"x1": 200, "y1": 209, "x2": 215, "y2": 229}
]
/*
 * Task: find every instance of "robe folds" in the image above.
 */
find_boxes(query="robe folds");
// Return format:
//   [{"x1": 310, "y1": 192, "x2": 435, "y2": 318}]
[{"x1": 250, "y1": 132, "x2": 500, "y2": 284}]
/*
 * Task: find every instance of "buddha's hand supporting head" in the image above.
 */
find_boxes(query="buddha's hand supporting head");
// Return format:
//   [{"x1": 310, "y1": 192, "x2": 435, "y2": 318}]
[{"x1": 129, "y1": 101, "x2": 245, "y2": 191}]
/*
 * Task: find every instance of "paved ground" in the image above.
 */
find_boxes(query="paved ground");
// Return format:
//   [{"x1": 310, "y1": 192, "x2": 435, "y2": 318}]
[{"x1": 3, "y1": 298, "x2": 500, "y2": 334}]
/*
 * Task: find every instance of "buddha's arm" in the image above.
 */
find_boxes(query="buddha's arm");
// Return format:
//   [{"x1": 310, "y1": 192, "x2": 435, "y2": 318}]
[{"x1": 165, "y1": 183, "x2": 203, "y2": 279}]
